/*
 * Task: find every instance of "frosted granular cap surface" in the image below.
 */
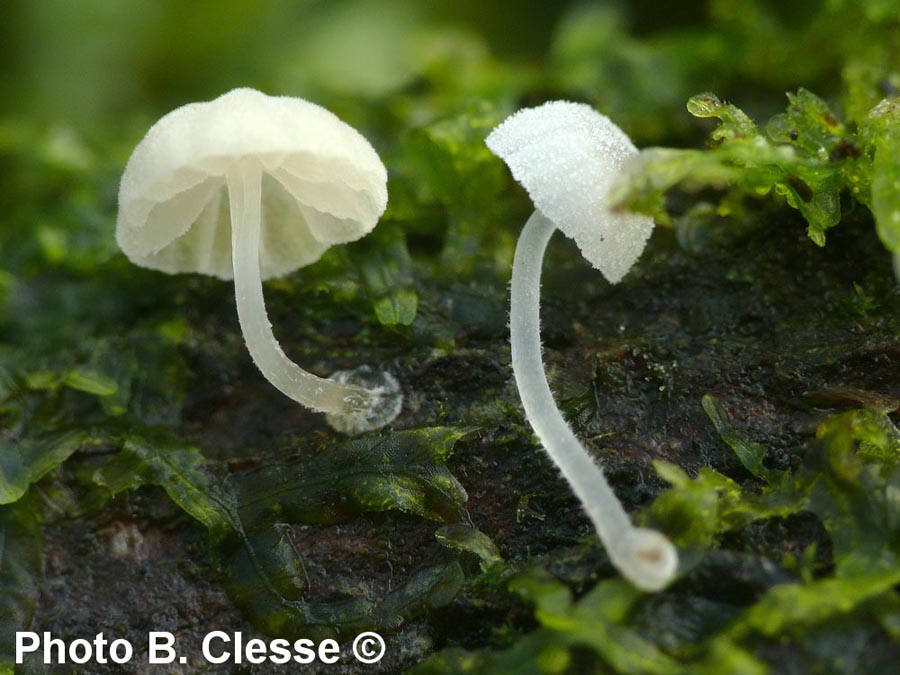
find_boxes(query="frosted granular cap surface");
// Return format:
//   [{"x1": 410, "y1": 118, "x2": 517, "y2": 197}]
[{"x1": 486, "y1": 101, "x2": 654, "y2": 283}]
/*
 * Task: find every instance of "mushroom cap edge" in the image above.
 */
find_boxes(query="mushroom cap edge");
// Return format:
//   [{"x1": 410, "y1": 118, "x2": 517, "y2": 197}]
[
  {"x1": 486, "y1": 100, "x2": 654, "y2": 283},
  {"x1": 116, "y1": 88, "x2": 388, "y2": 280}
]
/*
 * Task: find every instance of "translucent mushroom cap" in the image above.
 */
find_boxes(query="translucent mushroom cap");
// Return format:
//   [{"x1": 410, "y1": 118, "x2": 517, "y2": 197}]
[
  {"x1": 486, "y1": 101, "x2": 654, "y2": 283},
  {"x1": 116, "y1": 88, "x2": 388, "y2": 280}
]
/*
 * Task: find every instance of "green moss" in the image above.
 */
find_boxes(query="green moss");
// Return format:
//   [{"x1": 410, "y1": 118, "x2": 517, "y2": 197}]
[
  {"x1": 419, "y1": 405, "x2": 900, "y2": 674},
  {"x1": 93, "y1": 428, "x2": 471, "y2": 639},
  {"x1": 612, "y1": 90, "x2": 900, "y2": 261},
  {"x1": 0, "y1": 501, "x2": 41, "y2": 668}
]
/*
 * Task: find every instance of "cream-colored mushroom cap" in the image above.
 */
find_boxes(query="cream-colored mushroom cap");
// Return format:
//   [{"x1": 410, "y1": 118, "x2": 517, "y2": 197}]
[
  {"x1": 116, "y1": 87, "x2": 388, "y2": 280},
  {"x1": 485, "y1": 101, "x2": 654, "y2": 283}
]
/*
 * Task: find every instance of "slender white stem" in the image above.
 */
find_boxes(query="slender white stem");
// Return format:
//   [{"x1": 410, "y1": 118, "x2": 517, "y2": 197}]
[
  {"x1": 511, "y1": 211, "x2": 631, "y2": 544},
  {"x1": 226, "y1": 164, "x2": 370, "y2": 416},
  {"x1": 510, "y1": 209, "x2": 677, "y2": 591}
]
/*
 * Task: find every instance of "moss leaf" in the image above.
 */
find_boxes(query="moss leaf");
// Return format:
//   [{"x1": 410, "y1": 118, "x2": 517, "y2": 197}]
[
  {"x1": 94, "y1": 435, "x2": 241, "y2": 543},
  {"x1": 0, "y1": 502, "x2": 42, "y2": 667},
  {"x1": 702, "y1": 394, "x2": 789, "y2": 486},
  {"x1": 0, "y1": 431, "x2": 88, "y2": 505},
  {"x1": 613, "y1": 89, "x2": 899, "y2": 254},
  {"x1": 354, "y1": 224, "x2": 418, "y2": 326},
  {"x1": 416, "y1": 573, "x2": 682, "y2": 675},
  {"x1": 435, "y1": 523, "x2": 502, "y2": 567},
  {"x1": 864, "y1": 99, "x2": 900, "y2": 259}
]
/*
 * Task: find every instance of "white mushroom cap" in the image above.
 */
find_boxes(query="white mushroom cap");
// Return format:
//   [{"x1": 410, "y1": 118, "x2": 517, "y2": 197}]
[
  {"x1": 485, "y1": 101, "x2": 654, "y2": 283},
  {"x1": 116, "y1": 88, "x2": 388, "y2": 280}
]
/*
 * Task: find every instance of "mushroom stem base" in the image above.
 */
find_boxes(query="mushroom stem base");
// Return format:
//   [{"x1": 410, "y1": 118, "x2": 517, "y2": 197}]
[{"x1": 509, "y1": 209, "x2": 677, "y2": 591}]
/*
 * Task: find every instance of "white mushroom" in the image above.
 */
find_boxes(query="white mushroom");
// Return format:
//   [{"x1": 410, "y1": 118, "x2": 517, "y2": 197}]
[
  {"x1": 116, "y1": 88, "x2": 401, "y2": 435},
  {"x1": 486, "y1": 101, "x2": 677, "y2": 591}
]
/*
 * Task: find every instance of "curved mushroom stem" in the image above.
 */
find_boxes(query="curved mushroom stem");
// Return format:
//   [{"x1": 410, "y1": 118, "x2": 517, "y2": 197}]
[
  {"x1": 510, "y1": 209, "x2": 678, "y2": 591},
  {"x1": 226, "y1": 165, "x2": 400, "y2": 434}
]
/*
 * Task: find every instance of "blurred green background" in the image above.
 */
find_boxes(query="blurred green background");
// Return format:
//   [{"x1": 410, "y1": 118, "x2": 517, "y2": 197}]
[
  {"x1": 4, "y1": 0, "x2": 889, "y2": 140},
  {"x1": 1, "y1": 2, "x2": 899, "y2": 673},
  {"x1": 0, "y1": 0, "x2": 568, "y2": 129}
]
